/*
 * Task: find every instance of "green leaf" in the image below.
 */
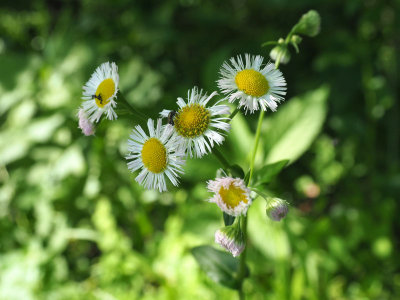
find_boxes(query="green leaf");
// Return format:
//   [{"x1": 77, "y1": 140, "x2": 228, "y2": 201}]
[
  {"x1": 263, "y1": 86, "x2": 329, "y2": 164},
  {"x1": 223, "y1": 212, "x2": 235, "y2": 226},
  {"x1": 228, "y1": 164, "x2": 245, "y2": 178},
  {"x1": 191, "y1": 245, "x2": 240, "y2": 289},
  {"x1": 253, "y1": 159, "x2": 289, "y2": 187},
  {"x1": 261, "y1": 41, "x2": 278, "y2": 47}
]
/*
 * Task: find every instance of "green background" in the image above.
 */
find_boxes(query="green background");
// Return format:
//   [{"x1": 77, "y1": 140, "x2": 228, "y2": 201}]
[{"x1": 0, "y1": 0, "x2": 399, "y2": 299}]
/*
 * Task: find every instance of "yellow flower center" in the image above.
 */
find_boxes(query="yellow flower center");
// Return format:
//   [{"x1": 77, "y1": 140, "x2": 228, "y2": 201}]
[
  {"x1": 219, "y1": 183, "x2": 248, "y2": 209},
  {"x1": 141, "y1": 138, "x2": 167, "y2": 173},
  {"x1": 95, "y1": 78, "x2": 115, "y2": 108},
  {"x1": 174, "y1": 104, "x2": 210, "y2": 138},
  {"x1": 235, "y1": 69, "x2": 269, "y2": 97}
]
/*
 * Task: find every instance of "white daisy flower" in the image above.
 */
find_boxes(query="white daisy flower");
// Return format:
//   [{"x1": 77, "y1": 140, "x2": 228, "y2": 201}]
[
  {"x1": 266, "y1": 198, "x2": 289, "y2": 221},
  {"x1": 78, "y1": 108, "x2": 95, "y2": 136},
  {"x1": 217, "y1": 54, "x2": 287, "y2": 113},
  {"x1": 160, "y1": 87, "x2": 230, "y2": 158},
  {"x1": 81, "y1": 62, "x2": 119, "y2": 122},
  {"x1": 207, "y1": 177, "x2": 251, "y2": 216},
  {"x1": 215, "y1": 223, "x2": 245, "y2": 257},
  {"x1": 126, "y1": 118, "x2": 185, "y2": 192}
]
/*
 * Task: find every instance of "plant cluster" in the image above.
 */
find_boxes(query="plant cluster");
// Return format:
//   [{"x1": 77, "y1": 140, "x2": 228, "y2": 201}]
[{"x1": 76, "y1": 10, "x2": 320, "y2": 298}]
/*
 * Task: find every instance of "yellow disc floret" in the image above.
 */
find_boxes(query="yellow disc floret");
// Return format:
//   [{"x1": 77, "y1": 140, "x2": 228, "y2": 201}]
[
  {"x1": 235, "y1": 69, "x2": 269, "y2": 97},
  {"x1": 95, "y1": 78, "x2": 115, "y2": 108},
  {"x1": 174, "y1": 104, "x2": 210, "y2": 138},
  {"x1": 141, "y1": 138, "x2": 167, "y2": 173},
  {"x1": 219, "y1": 183, "x2": 248, "y2": 209}
]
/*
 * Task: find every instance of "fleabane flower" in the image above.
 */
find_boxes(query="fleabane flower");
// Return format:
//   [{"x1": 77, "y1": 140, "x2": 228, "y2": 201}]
[
  {"x1": 78, "y1": 108, "x2": 95, "y2": 136},
  {"x1": 215, "y1": 219, "x2": 245, "y2": 257},
  {"x1": 266, "y1": 198, "x2": 289, "y2": 221},
  {"x1": 160, "y1": 87, "x2": 230, "y2": 158},
  {"x1": 217, "y1": 54, "x2": 286, "y2": 113},
  {"x1": 126, "y1": 119, "x2": 185, "y2": 192},
  {"x1": 81, "y1": 62, "x2": 119, "y2": 123},
  {"x1": 207, "y1": 177, "x2": 251, "y2": 216}
]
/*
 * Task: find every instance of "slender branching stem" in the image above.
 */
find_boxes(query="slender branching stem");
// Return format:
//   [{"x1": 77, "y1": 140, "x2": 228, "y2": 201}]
[
  {"x1": 229, "y1": 107, "x2": 240, "y2": 121},
  {"x1": 118, "y1": 93, "x2": 148, "y2": 123},
  {"x1": 212, "y1": 147, "x2": 231, "y2": 170}
]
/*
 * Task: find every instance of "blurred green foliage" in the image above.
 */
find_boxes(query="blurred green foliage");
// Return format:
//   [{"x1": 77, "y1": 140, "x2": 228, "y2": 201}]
[{"x1": 0, "y1": 0, "x2": 399, "y2": 299}]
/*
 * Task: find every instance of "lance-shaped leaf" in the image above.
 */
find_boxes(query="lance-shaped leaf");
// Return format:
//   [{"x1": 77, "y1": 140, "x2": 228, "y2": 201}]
[{"x1": 191, "y1": 245, "x2": 240, "y2": 289}]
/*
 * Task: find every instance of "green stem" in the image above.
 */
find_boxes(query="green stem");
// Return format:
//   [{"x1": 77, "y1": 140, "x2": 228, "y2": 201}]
[
  {"x1": 236, "y1": 110, "x2": 265, "y2": 300},
  {"x1": 284, "y1": 27, "x2": 296, "y2": 44},
  {"x1": 237, "y1": 216, "x2": 248, "y2": 299},
  {"x1": 212, "y1": 147, "x2": 230, "y2": 170},
  {"x1": 274, "y1": 51, "x2": 282, "y2": 69},
  {"x1": 248, "y1": 109, "x2": 265, "y2": 185},
  {"x1": 229, "y1": 107, "x2": 240, "y2": 121},
  {"x1": 118, "y1": 93, "x2": 148, "y2": 123},
  {"x1": 236, "y1": 61, "x2": 281, "y2": 299}
]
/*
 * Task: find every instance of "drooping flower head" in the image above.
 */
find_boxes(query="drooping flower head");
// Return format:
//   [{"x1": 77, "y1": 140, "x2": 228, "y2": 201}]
[
  {"x1": 160, "y1": 87, "x2": 230, "y2": 158},
  {"x1": 78, "y1": 108, "x2": 95, "y2": 136},
  {"x1": 217, "y1": 54, "x2": 286, "y2": 113},
  {"x1": 266, "y1": 197, "x2": 289, "y2": 221},
  {"x1": 126, "y1": 119, "x2": 185, "y2": 192},
  {"x1": 207, "y1": 177, "x2": 251, "y2": 216},
  {"x1": 215, "y1": 218, "x2": 245, "y2": 257},
  {"x1": 81, "y1": 62, "x2": 119, "y2": 123}
]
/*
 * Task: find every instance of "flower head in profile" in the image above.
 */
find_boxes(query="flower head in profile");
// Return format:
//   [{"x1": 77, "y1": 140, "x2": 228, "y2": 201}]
[
  {"x1": 215, "y1": 218, "x2": 245, "y2": 257},
  {"x1": 78, "y1": 108, "x2": 95, "y2": 136},
  {"x1": 126, "y1": 119, "x2": 185, "y2": 192},
  {"x1": 160, "y1": 87, "x2": 230, "y2": 158},
  {"x1": 207, "y1": 177, "x2": 251, "y2": 216},
  {"x1": 81, "y1": 62, "x2": 119, "y2": 123},
  {"x1": 266, "y1": 197, "x2": 289, "y2": 221},
  {"x1": 217, "y1": 54, "x2": 286, "y2": 113}
]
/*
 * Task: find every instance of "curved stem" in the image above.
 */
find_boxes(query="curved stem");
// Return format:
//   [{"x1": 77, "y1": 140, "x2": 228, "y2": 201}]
[
  {"x1": 118, "y1": 93, "x2": 149, "y2": 123},
  {"x1": 212, "y1": 147, "x2": 230, "y2": 170}
]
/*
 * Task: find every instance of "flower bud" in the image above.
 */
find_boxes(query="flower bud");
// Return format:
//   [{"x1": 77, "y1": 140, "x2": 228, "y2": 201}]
[
  {"x1": 266, "y1": 198, "x2": 289, "y2": 221},
  {"x1": 269, "y1": 44, "x2": 291, "y2": 65},
  {"x1": 215, "y1": 218, "x2": 245, "y2": 257},
  {"x1": 293, "y1": 10, "x2": 321, "y2": 37},
  {"x1": 290, "y1": 35, "x2": 302, "y2": 45},
  {"x1": 78, "y1": 108, "x2": 95, "y2": 136}
]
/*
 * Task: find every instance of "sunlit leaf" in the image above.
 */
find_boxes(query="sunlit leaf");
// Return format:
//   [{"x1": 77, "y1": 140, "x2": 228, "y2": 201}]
[
  {"x1": 263, "y1": 86, "x2": 329, "y2": 164},
  {"x1": 253, "y1": 159, "x2": 289, "y2": 187}
]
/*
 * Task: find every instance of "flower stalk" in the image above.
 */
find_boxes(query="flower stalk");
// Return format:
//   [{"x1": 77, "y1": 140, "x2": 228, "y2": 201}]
[
  {"x1": 236, "y1": 60, "x2": 282, "y2": 299},
  {"x1": 118, "y1": 93, "x2": 148, "y2": 123}
]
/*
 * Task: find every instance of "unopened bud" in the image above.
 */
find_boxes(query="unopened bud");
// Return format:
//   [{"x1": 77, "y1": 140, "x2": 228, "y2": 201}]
[
  {"x1": 270, "y1": 45, "x2": 291, "y2": 64},
  {"x1": 293, "y1": 10, "x2": 321, "y2": 37},
  {"x1": 215, "y1": 218, "x2": 245, "y2": 257},
  {"x1": 78, "y1": 108, "x2": 95, "y2": 136},
  {"x1": 291, "y1": 35, "x2": 302, "y2": 45},
  {"x1": 266, "y1": 198, "x2": 289, "y2": 221}
]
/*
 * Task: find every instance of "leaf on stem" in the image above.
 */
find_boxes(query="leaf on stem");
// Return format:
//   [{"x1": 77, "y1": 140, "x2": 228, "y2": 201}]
[
  {"x1": 191, "y1": 245, "x2": 240, "y2": 289},
  {"x1": 223, "y1": 212, "x2": 235, "y2": 226},
  {"x1": 253, "y1": 159, "x2": 289, "y2": 187},
  {"x1": 229, "y1": 164, "x2": 245, "y2": 178}
]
